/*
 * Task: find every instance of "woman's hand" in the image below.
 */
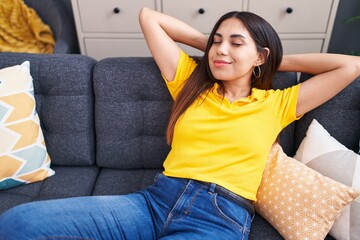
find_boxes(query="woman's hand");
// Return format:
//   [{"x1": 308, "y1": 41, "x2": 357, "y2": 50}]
[{"x1": 279, "y1": 53, "x2": 360, "y2": 117}]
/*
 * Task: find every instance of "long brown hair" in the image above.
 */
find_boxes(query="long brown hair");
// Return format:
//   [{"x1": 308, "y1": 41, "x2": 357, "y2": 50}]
[{"x1": 166, "y1": 11, "x2": 283, "y2": 145}]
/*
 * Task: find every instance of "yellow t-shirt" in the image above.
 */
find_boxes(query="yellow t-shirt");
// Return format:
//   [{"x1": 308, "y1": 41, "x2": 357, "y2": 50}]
[{"x1": 163, "y1": 50, "x2": 301, "y2": 201}]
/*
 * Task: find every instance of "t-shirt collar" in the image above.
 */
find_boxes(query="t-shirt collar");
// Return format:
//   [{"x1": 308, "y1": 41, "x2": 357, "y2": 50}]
[{"x1": 211, "y1": 83, "x2": 265, "y2": 103}]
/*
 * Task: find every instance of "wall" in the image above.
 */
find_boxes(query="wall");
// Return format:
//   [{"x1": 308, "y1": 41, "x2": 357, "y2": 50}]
[{"x1": 328, "y1": 0, "x2": 360, "y2": 55}]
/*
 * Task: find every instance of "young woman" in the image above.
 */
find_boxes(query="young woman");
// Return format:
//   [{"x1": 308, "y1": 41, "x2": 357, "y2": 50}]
[{"x1": 0, "y1": 8, "x2": 359, "y2": 240}]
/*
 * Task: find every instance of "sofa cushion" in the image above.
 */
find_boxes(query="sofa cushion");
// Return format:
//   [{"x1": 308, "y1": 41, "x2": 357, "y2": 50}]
[
  {"x1": 93, "y1": 58, "x2": 172, "y2": 169},
  {"x1": 0, "y1": 52, "x2": 97, "y2": 166},
  {"x1": 0, "y1": 61, "x2": 54, "y2": 190},
  {"x1": 92, "y1": 168, "x2": 162, "y2": 195},
  {"x1": 0, "y1": 165, "x2": 99, "y2": 214}
]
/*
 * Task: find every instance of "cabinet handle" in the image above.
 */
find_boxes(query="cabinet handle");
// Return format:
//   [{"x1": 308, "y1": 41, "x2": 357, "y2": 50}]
[
  {"x1": 198, "y1": 8, "x2": 205, "y2": 14},
  {"x1": 286, "y1": 7, "x2": 293, "y2": 14},
  {"x1": 113, "y1": 7, "x2": 120, "y2": 14}
]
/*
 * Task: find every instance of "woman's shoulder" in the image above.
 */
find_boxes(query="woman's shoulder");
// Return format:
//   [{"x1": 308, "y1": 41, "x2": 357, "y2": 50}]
[
  {"x1": 179, "y1": 50, "x2": 199, "y2": 69},
  {"x1": 252, "y1": 84, "x2": 300, "y2": 99}
]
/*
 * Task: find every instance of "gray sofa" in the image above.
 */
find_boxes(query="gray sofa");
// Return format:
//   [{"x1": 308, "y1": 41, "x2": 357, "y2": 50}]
[{"x1": 0, "y1": 52, "x2": 359, "y2": 240}]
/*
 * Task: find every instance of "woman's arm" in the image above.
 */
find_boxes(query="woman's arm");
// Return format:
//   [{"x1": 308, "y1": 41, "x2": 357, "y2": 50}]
[
  {"x1": 279, "y1": 53, "x2": 360, "y2": 116},
  {"x1": 139, "y1": 7, "x2": 208, "y2": 81}
]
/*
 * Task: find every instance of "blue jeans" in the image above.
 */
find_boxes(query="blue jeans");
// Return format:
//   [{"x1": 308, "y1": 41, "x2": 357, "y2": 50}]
[{"x1": 0, "y1": 174, "x2": 254, "y2": 240}]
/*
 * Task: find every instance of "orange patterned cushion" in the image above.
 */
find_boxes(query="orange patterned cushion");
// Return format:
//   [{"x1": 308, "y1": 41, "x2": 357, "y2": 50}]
[{"x1": 254, "y1": 143, "x2": 360, "y2": 240}]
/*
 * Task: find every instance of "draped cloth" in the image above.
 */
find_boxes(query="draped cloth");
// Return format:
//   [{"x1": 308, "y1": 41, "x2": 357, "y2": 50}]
[{"x1": 0, "y1": 0, "x2": 55, "y2": 54}]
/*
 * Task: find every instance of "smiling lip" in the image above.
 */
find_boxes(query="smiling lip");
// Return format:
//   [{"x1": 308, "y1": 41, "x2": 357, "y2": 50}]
[{"x1": 213, "y1": 60, "x2": 231, "y2": 67}]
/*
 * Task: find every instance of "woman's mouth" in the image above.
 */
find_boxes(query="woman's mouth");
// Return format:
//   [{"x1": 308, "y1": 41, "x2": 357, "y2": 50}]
[{"x1": 213, "y1": 60, "x2": 230, "y2": 67}]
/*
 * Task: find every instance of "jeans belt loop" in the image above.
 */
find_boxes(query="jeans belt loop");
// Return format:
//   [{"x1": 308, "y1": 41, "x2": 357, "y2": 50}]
[{"x1": 208, "y1": 183, "x2": 216, "y2": 193}]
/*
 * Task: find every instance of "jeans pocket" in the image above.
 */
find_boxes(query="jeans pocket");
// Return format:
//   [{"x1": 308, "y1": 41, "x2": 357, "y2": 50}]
[{"x1": 212, "y1": 193, "x2": 252, "y2": 236}]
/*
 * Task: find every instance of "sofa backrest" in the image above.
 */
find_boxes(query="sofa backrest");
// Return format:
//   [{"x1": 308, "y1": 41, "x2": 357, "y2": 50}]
[
  {"x1": 93, "y1": 57, "x2": 299, "y2": 169},
  {"x1": 0, "y1": 52, "x2": 97, "y2": 166},
  {"x1": 296, "y1": 74, "x2": 360, "y2": 153},
  {"x1": 93, "y1": 57, "x2": 172, "y2": 169}
]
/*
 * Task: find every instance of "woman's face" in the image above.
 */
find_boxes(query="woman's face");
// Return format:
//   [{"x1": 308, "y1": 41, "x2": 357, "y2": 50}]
[{"x1": 208, "y1": 18, "x2": 262, "y2": 83}]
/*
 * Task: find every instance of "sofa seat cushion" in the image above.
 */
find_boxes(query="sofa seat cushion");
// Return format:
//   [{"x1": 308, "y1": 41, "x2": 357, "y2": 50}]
[
  {"x1": 250, "y1": 214, "x2": 284, "y2": 239},
  {"x1": 92, "y1": 168, "x2": 162, "y2": 196},
  {"x1": 250, "y1": 215, "x2": 335, "y2": 240},
  {"x1": 0, "y1": 165, "x2": 99, "y2": 214}
]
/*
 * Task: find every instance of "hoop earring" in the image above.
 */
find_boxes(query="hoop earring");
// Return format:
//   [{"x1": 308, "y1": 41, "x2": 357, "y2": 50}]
[{"x1": 253, "y1": 65, "x2": 261, "y2": 78}]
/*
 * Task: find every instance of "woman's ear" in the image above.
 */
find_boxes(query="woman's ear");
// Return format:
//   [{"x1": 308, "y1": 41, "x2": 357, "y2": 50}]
[{"x1": 256, "y1": 47, "x2": 270, "y2": 66}]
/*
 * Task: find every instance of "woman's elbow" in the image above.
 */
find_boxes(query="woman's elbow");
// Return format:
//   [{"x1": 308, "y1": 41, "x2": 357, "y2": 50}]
[{"x1": 139, "y1": 7, "x2": 151, "y2": 24}]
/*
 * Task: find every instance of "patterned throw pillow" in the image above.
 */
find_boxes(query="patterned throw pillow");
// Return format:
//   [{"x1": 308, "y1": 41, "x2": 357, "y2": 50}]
[
  {"x1": 294, "y1": 119, "x2": 360, "y2": 240},
  {"x1": 0, "y1": 61, "x2": 54, "y2": 190},
  {"x1": 255, "y1": 143, "x2": 360, "y2": 240}
]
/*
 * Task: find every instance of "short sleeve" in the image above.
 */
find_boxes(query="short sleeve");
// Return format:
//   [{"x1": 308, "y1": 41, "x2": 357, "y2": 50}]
[
  {"x1": 271, "y1": 84, "x2": 302, "y2": 128},
  {"x1": 163, "y1": 50, "x2": 197, "y2": 100}
]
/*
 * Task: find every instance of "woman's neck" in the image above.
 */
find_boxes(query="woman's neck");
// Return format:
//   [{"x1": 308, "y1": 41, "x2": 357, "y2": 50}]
[{"x1": 218, "y1": 81, "x2": 252, "y2": 103}]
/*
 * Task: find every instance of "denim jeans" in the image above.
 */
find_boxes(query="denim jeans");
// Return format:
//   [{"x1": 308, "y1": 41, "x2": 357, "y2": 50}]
[{"x1": 0, "y1": 174, "x2": 254, "y2": 240}]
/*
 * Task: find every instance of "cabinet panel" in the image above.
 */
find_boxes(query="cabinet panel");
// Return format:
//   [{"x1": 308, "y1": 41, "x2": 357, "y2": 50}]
[
  {"x1": 281, "y1": 39, "x2": 323, "y2": 54},
  {"x1": 162, "y1": 0, "x2": 243, "y2": 34},
  {"x1": 72, "y1": 0, "x2": 339, "y2": 58},
  {"x1": 76, "y1": 0, "x2": 156, "y2": 33},
  {"x1": 248, "y1": 0, "x2": 333, "y2": 33},
  {"x1": 84, "y1": 39, "x2": 152, "y2": 59}
]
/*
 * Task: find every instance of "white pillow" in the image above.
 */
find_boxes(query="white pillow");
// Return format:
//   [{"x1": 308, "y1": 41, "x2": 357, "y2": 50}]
[{"x1": 294, "y1": 119, "x2": 360, "y2": 240}]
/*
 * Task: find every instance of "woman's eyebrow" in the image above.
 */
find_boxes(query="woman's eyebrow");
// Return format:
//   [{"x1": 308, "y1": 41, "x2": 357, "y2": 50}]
[
  {"x1": 230, "y1": 34, "x2": 247, "y2": 39},
  {"x1": 214, "y1": 33, "x2": 247, "y2": 39}
]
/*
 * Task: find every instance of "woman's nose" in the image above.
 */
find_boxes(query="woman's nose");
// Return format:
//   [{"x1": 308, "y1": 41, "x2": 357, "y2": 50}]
[{"x1": 217, "y1": 42, "x2": 229, "y2": 55}]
